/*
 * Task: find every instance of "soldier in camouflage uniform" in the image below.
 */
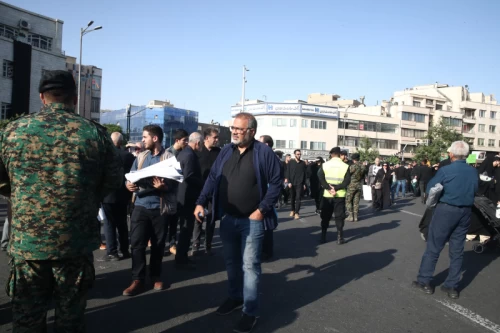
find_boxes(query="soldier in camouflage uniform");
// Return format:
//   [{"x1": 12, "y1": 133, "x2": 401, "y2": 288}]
[
  {"x1": 346, "y1": 153, "x2": 368, "y2": 222},
  {"x1": 0, "y1": 70, "x2": 123, "y2": 333}
]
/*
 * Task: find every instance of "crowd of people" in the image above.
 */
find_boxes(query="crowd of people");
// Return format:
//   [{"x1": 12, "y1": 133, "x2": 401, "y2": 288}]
[{"x1": 0, "y1": 70, "x2": 495, "y2": 333}]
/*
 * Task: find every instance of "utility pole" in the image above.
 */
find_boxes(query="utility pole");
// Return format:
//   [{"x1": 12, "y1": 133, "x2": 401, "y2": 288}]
[
  {"x1": 241, "y1": 65, "x2": 249, "y2": 112},
  {"x1": 126, "y1": 104, "x2": 131, "y2": 141}
]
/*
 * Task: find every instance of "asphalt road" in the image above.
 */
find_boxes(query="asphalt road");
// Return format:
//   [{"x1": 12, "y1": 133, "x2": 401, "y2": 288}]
[{"x1": 0, "y1": 197, "x2": 499, "y2": 333}]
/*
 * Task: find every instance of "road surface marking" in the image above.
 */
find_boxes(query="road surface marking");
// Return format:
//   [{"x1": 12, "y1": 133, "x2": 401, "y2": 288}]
[
  {"x1": 436, "y1": 299, "x2": 500, "y2": 333},
  {"x1": 400, "y1": 210, "x2": 423, "y2": 217}
]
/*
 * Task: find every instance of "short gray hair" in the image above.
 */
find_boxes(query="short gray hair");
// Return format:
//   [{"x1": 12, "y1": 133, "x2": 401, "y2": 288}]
[
  {"x1": 449, "y1": 141, "x2": 469, "y2": 160},
  {"x1": 189, "y1": 132, "x2": 202, "y2": 143},
  {"x1": 235, "y1": 112, "x2": 258, "y2": 131}
]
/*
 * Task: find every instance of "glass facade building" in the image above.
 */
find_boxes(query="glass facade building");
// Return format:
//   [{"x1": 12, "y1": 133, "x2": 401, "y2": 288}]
[{"x1": 100, "y1": 105, "x2": 199, "y2": 146}]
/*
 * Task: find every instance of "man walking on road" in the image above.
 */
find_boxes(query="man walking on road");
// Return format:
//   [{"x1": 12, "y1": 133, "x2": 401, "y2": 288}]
[
  {"x1": 318, "y1": 147, "x2": 351, "y2": 244},
  {"x1": 0, "y1": 70, "x2": 123, "y2": 332},
  {"x1": 394, "y1": 162, "x2": 407, "y2": 200},
  {"x1": 99, "y1": 132, "x2": 135, "y2": 262},
  {"x1": 413, "y1": 141, "x2": 478, "y2": 299},
  {"x1": 194, "y1": 113, "x2": 282, "y2": 333},
  {"x1": 346, "y1": 154, "x2": 367, "y2": 222},
  {"x1": 285, "y1": 149, "x2": 306, "y2": 220},
  {"x1": 416, "y1": 159, "x2": 433, "y2": 204},
  {"x1": 368, "y1": 157, "x2": 382, "y2": 205}
]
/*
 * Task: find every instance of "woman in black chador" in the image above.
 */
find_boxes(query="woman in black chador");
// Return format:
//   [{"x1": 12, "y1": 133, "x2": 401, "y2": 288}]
[{"x1": 374, "y1": 162, "x2": 393, "y2": 210}]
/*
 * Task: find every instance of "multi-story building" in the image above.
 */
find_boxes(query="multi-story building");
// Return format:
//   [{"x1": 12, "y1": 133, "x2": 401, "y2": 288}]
[
  {"x1": 229, "y1": 83, "x2": 500, "y2": 160},
  {"x1": 100, "y1": 100, "x2": 199, "y2": 146},
  {"x1": 0, "y1": 1, "x2": 66, "y2": 118},
  {"x1": 66, "y1": 56, "x2": 102, "y2": 122}
]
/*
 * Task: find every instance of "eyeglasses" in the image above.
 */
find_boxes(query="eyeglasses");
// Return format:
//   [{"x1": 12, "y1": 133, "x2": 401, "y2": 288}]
[{"x1": 230, "y1": 126, "x2": 252, "y2": 133}]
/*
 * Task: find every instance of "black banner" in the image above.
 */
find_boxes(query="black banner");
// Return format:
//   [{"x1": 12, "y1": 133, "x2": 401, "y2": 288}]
[{"x1": 11, "y1": 40, "x2": 32, "y2": 117}]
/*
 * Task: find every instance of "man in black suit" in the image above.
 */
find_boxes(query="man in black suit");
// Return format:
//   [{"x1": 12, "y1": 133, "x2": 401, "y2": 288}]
[
  {"x1": 99, "y1": 132, "x2": 135, "y2": 261},
  {"x1": 175, "y1": 132, "x2": 205, "y2": 269}
]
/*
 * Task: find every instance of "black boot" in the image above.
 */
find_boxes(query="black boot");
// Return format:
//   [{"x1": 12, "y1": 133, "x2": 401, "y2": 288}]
[
  {"x1": 320, "y1": 229, "x2": 327, "y2": 244},
  {"x1": 337, "y1": 230, "x2": 345, "y2": 245}
]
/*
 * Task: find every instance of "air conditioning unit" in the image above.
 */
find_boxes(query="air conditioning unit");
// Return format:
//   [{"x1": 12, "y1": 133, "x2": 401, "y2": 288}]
[{"x1": 18, "y1": 19, "x2": 31, "y2": 30}]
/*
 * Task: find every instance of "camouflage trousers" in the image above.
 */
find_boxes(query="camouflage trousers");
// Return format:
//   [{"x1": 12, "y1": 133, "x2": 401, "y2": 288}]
[
  {"x1": 6, "y1": 256, "x2": 95, "y2": 333},
  {"x1": 346, "y1": 185, "x2": 362, "y2": 215}
]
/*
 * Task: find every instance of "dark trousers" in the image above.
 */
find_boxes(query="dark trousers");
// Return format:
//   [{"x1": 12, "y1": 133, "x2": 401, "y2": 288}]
[
  {"x1": 192, "y1": 213, "x2": 216, "y2": 250},
  {"x1": 283, "y1": 187, "x2": 290, "y2": 204},
  {"x1": 312, "y1": 187, "x2": 323, "y2": 210},
  {"x1": 417, "y1": 203, "x2": 471, "y2": 289},
  {"x1": 290, "y1": 185, "x2": 303, "y2": 214},
  {"x1": 419, "y1": 181, "x2": 428, "y2": 203},
  {"x1": 320, "y1": 197, "x2": 346, "y2": 231},
  {"x1": 166, "y1": 213, "x2": 178, "y2": 245},
  {"x1": 130, "y1": 206, "x2": 167, "y2": 281},
  {"x1": 102, "y1": 202, "x2": 130, "y2": 256},
  {"x1": 262, "y1": 229, "x2": 274, "y2": 257},
  {"x1": 176, "y1": 214, "x2": 195, "y2": 263}
]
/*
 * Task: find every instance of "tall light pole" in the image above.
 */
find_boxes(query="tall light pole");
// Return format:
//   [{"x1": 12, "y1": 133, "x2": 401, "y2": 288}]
[
  {"x1": 126, "y1": 104, "x2": 152, "y2": 141},
  {"x1": 78, "y1": 21, "x2": 102, "y2": 116},
  {"x1": 241, "y1": 65, "x2": 249, "y2": 112}
]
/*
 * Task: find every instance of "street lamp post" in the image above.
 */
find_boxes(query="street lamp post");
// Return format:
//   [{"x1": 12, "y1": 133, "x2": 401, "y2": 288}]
[
  {"x1": 241, "y1": 65, "x2": 249, "y2": 112},
  {"x1": 77, "y1": 21, "x2": 102, "y2": 116}
]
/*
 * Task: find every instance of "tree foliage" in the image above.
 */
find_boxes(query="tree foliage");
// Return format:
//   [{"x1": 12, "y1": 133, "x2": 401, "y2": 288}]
[
  {"x1": 102, "y1": 124, "x2": 123, "y2": 134},
  {"x1": 385, "y1": 155, "x2": 400, "y2": 165},
  {"x1": 414, "y1": 120, "x2": 464, "y2": 165},
  {"x1": 355, "y1": 137, "x2": 380, "y2": 163}
]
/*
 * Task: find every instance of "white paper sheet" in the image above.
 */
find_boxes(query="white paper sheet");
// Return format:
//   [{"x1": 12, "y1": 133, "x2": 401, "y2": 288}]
[{"x1": 125, "y1": 156, "x2": 184, "y2": 183}]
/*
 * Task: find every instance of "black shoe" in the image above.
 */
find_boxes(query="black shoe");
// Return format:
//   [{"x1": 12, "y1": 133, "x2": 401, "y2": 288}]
[
  {"x1": 120, "y1": 251, "x2": 131, "y2": 259},
  {"x1": 97, "y1": 254, "x2": 120, "y2": 262},
  {"x1": 412, "y1": 281, "x2": 434, "y2": 295},
  {"x1": 320, "y1": 230, "x2": 327, "y2": 244},
  {"x1": 440, "y1": 285, "x2": 459, "y2": 299},
  {"x1": 234, "y1": 314, "x2": 257, "y2": 333},
  {"x1": 216, "y1": 298, "x2": 244, "y2": 316}
]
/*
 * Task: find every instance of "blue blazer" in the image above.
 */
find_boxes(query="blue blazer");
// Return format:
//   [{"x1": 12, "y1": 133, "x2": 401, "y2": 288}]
[{"x1": 196, "y1": 140, "x2": 283, "y2": 230}]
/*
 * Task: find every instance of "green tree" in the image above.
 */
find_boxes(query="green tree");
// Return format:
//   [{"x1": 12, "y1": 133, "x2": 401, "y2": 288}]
[
  {"x1": 385, "y1": 155, "x2": 400, "y2": 165},
  {"x1": 355, "y1": 136, "x2": 380, "y2": 163},
  {"x1": 415, "y1": 119, "x2": 464, "y2": 165},
  {"x1": 102, "y1": 124, "x2": 123, "y2": 134}
]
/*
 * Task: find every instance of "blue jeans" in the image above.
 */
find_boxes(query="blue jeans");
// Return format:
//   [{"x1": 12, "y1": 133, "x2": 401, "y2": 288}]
[
  {"x1": 395, "y1": 180, "x2": 406, "y2": 198},
  {"x1": 220, "y1": 215, "x2": 265, "y2": 317},
  {"x1": 417, "y1": 203, "x2": 471, "y2": 289}
]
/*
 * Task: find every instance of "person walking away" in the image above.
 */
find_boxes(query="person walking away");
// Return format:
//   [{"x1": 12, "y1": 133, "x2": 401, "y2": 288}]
[
  {"x1": 346, "y1": 154, "x2": 367, "y2": 222},
  {"x1": 283, "y1": 154, "x2": 291, "y2": 205},
  {"x1": 175, "y1": 132, "x2": 204, "y2": 268},
  {"x1": 412, "y1": 141, "x2": 478, "y2": 299},
  {"x1": 374, "y1": 162, "x2": 392, "y2": 211},
  {"x1": 0, "y1": 70, "x2": 123, "y2": 332},
  {"x1": 194, "y1": 113, "x2": 282, "y2": 333},
  {"x1": 285, "y1": 149, "x2": 306, "y2": 220},
  {"x1": 405, "y1": 164, "x2": 413, "y2": 196},
  {"x1": 394, "y1": 162, "x2": 407, "y2": 200},
  {"x1": 417, "y1": 159, "x2": 433, "y2": 204},
  {"x1": 99, "y1": 132, "x2": 135, "y2": 261},
  {"x1": 368, "y1": 157, "x2": 382, "y2": 205},
  {"x1": 309, "y1": 157, "x2": 324, "y2": 214},
  {"x1": 123, "y1": 125, "x2": 178, "y2": 296},
  {"x1": 411, "y1": 161, "x2": 420, "y2": 197},
  {"x1": 164, "y1": 129, "x2": 189, "y2": 255},
  {"x1": 192, "y1": 128, "x2": 221, "y2": 256},
  {"x1": 318, "y1": 147, "x2": 351, "y2": 244}
]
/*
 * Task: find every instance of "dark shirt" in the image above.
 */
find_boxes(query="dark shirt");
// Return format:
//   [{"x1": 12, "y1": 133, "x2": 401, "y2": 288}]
[
  {"x1": 438, "y1": 158, "x2": 451, "y2": 169},
  {"x1": 103, "y1": 148, "x2": 135, "y2": 204},
  {"x1": 177, "y1": 146, "x2": 204, "y2": 216},
  {"x1": 417, "y1": 165, "x2": 433, "y2": 184},
  {"x1": 395, "y1": 166, "x2": 407, "y2": 181},
  {"x1": 427, "y1": 160, "x2": 478, "y2": 207},
  {"x1": 197, "y1": 144, "x2": 221, "y2": 182},
  {"x1": 219, "y1": 143, "x2": 260, "y2": 217},
  {"x1": 286, "y1": 159, "x2": 307, "y2": 186}
]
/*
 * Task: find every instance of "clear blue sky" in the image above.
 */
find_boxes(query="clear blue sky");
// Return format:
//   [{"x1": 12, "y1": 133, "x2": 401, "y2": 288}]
[{"x1": 11, "y1": 0, "x2": 500, "y2": 123}]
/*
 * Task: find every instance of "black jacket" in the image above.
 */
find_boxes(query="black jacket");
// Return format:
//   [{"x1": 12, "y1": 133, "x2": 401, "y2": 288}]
[
  {"x1": 177, "y1": 146, "x2": 204, "y2": 216},
  {"x1": 103, "y1": 148, "x2": 135, "y2": 204},
  {"x1": 395, "y1": 166, "x2": 407, "y2": 181},
  {"x1": 439, "y1": 158, "x2": 451, "y2": 169},
  {"x1": 197, "y1": 145, "x2": 221, "y2": 182},
  {"x1": 417, "y1": 165, "x2": 433, "y2": 184},
  {"x1": 285, "y1": 159, "x2": 307, "y2": 186}
]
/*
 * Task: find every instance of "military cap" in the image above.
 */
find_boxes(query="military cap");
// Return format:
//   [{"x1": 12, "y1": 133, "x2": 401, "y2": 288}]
[
  {"x1": 351, "y1": 153, "x2": 360, "y2": 161},
  {"x1": 39, "y1": 70, "x2": 77, "y2": 94},
  {"x1": 340, "y1": 150, "x2": 348, "y2": 156},
  {"x1": 329, "y1": 147, "x2": 341, "y2": 155}
]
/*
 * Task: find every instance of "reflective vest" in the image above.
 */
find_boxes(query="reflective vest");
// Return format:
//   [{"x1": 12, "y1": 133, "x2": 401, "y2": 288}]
[{"x1": 323, "y1": 157, "x2": 349, "y2": 198}]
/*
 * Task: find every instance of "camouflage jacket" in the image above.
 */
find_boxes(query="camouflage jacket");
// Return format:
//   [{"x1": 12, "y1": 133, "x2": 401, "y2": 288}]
[
  {"x1": 348, "y1": 163, "x2": 367, "y2": 188},
  {"x1": 0, "y1": 103, "x2": 123, "y2": 260}
]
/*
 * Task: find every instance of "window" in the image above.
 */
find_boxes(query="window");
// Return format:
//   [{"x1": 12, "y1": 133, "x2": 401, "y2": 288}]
[
  {"x1": 0, "y1": 23, "x2": 17, "y2": 39},
  {"x1": 491, "y1": 111, "x2": 497, "y2": 119},
  {"x1": 272, "y1": 118, "x2": 287, "y2": 127},
  {"x1": 1, "y1": 103, "x2": 11, "y2": 119},
  {"x1": 490, "y1": 125, "x2": 496, "y2": 134},
  {"x1": 436, "y1": 104, "x2": 443, "y2": 110},
  {"x1": 309, "y1": 141, "x2": 326, "y2": 150},
  {"x1": 276, "y1": 140, "x2": 286, "y2": 149},
  {"x1": 401, "y1": 128, "x2": 426, "y2": 138},
  {"x1": 479, "y1": 110, "x2": 486, "y2": 118},
  {"x1": 488, "y1": 139, "x2": 495, "y2": 147},
  {"x1": 290, "y1": 119, "x2": 297, "y2": 127},
  {"x1": 426, "y1": 99, "x2": 433, "y2": 105},
  {"x1": 301, "y1": 141, "x2": 307, "y2": 149},
  {"x1": 478, "y1": 138, "x2": 484, "y2": 146},
  {"x1": 2, "y1": 60, "x2": 13, "y2": 78},
  {"x1": 301, "y1": 119, "x2": 308, "y2": 128},
  {"x1": 413, "y1": 101, "x2": 421, "y2": 107},
  {"x1": 91, "y1": 97, "x2": 100, "y2": 113},
  {"x1": 339, "y1": 120, "x2": 397, "y2": 133},
  {"x1": 478, "y1": 124, "x2": 485, "y2": 132},
  {"x1": 27, "y1": 33, "x2": 53, "y2": 51},
  {"x1": 402, "y1": 112, "x2": 425, "y2": 123},
  {"x1": 311, "y1": 120, "x2": 326, "y2": 129},
  {"x1": 444, "y1": 118, "x2": 462, "y2": 127},
  {"x1": 288, "y1": 140, "x2": 296, "y2": 149}
]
